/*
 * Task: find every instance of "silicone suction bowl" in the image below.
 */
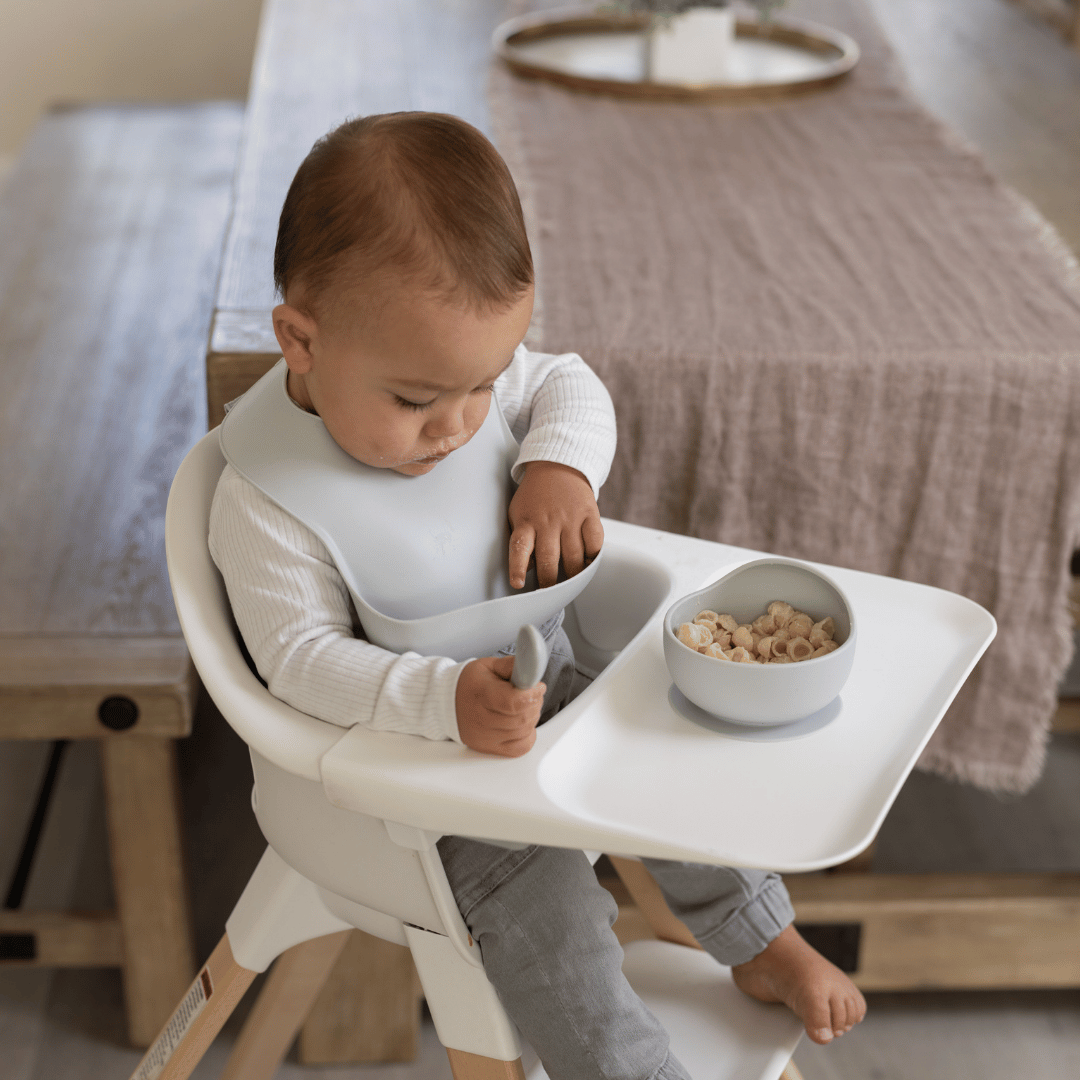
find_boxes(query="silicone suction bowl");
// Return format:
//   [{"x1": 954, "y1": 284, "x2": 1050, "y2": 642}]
[{"x1": 663, "y1": 558, "x2": 857, "y2": 726}]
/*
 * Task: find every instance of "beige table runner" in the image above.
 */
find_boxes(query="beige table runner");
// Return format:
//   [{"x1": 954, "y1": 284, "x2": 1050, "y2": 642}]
[{"x1": 492, "y1": 0, "x2": 1080, "y2": 792}]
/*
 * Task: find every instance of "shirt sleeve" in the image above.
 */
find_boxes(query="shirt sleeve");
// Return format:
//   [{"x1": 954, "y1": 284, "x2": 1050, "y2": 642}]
[
  {"x1": 495, "y1": 344, "x2": 618, "y2": 499},
  {"x1": 208, "y1": 464, "x2": 466, "y2": 743}
]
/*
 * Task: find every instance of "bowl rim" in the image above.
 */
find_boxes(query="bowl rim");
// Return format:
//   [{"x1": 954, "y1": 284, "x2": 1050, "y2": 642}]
[{"x1": 663, "y1": 555, "x2": 857, "y2": 666}]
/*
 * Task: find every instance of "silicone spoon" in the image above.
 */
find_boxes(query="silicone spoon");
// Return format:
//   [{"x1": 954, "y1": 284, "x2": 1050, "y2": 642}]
[{"x1": 510, "y1": 624, "x2": 549, "y2": 689}]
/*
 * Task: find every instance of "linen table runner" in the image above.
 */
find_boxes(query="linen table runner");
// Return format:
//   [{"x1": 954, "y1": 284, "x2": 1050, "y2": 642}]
[{"x1": 491, "y1": 0, "x2": 1080, "y2": 792}]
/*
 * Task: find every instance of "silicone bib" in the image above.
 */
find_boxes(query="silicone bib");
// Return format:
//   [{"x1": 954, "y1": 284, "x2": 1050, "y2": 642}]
[{"x1": 220, "y1": 360, "x2": 600, "y2": 661}]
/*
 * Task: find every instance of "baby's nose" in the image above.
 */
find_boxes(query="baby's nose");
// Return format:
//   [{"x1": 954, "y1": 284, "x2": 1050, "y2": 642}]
[{"x1": 424, "y1": 402, "x2": 467, "y2": 438}]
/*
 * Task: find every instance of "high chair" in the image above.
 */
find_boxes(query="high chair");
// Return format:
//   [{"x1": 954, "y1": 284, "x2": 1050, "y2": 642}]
[{"x1": 136, "y1": 429, "x2": 995, "y2": 1080}]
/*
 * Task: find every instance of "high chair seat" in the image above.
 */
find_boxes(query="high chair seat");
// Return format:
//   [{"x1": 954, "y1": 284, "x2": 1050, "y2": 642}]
[{"x1": 136, "y1": 428, "x2": 994, "y2": 1080}]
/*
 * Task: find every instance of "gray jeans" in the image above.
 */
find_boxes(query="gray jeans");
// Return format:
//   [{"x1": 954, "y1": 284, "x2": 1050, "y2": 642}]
[{"x1": 437, "y1": 633, "x2": 795, "y2": 1080}]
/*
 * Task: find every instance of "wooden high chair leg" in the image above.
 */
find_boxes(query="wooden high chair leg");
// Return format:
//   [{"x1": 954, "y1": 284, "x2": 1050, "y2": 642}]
[
  {"x1": 608, "y1": 856, "x2": 702, "y2": 950},
  {"x1": 219, "y1": 929, "x2": 351, "y2": 1080},
  {"x1": 445, "y1": 1048, "x2": 527, "y2": 1080},
  {"x1": 127, "y1": 933, "x2": 257, "y2": 1080}
]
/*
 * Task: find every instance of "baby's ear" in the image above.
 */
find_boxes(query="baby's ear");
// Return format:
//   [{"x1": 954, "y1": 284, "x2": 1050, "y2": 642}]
[{"x1": 273, "y1": 303, "x2": 317, "y2": 372}]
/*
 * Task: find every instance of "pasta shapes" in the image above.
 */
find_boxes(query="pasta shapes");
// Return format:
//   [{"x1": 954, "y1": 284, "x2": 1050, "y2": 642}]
[{"x1": 676, "y1": 601, "x2": 840, "y2": 664}]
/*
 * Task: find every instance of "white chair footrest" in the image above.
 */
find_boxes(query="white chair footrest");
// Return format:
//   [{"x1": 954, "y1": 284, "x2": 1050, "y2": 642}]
[{"x1": 527, "y1": 940, "x2": 803, "y2": 1080}]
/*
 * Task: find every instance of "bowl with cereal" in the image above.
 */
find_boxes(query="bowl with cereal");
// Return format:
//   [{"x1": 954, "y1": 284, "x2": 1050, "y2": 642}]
[{"x1": 663, "y1": 557, "x2": 856, "y2": 726}]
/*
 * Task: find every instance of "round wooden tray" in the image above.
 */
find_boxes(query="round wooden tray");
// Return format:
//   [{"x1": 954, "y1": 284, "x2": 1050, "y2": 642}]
[{"x1": 494, "y1": 7, "x2": 859, "y2": 102}]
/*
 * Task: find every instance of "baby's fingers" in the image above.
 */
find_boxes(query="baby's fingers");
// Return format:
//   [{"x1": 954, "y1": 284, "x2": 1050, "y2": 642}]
[
  {"x1": 583, "y1": 515, "x2": 604, "y2": 560},
  {"x1": 509, "y1": 525, "x2": 536, "y2": 590},
  {"x1": 485, "y1": 655, "x2": 516, "y2": 683},
  {"x1": 488, "y1": 729, "x2": 537, "y2": 758},
  {"x1": 534, "y1": 527, "x2": 562, "y2": 589},
  {"x1": 561, "y1": 524, "x2": 586, "y2": 579},
  {"x1": 486, "y1": 679, "x2": 545, "y2": 720}
]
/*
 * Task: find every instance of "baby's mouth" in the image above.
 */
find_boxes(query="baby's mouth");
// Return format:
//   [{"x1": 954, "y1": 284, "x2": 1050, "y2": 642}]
[
  {"x1": 414, "y1": 435, "x2": 471, "y2": 464},
  {"x1": 419, "y1": 446, "x2": 457, "y2": 462}
]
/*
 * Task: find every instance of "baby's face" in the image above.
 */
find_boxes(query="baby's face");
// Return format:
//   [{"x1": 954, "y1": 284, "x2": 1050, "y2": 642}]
[{"x1": 276, "y1": 282, "x2": 533, "y2": 476}]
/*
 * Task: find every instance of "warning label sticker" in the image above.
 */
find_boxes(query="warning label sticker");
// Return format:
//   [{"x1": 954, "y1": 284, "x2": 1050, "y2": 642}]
[{"x1": 134, "y1": 966, "x2": 213, "y2": 1080}]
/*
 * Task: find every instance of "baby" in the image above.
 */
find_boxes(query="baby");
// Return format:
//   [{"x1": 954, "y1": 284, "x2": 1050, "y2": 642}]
[{"x1": 209, "y1": 111, "x2": 864, "y2": 1079}]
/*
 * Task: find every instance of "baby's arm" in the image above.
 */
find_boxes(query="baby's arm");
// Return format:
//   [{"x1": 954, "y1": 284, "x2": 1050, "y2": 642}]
[
  {"x1": 210, "y1": 465, "x2": 464, "y2": 740},
  {"x1": 496, "y1": 346, "x2": 617, "y2": 588},
  {"x1": 210, "y1": 466, "x2": 543, "y2": 755}
]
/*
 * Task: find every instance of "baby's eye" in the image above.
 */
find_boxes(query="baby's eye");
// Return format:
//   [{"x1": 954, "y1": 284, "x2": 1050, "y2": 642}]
[
  {"x1": 394, "y1": 395, "x2": 436, "y2": 412},
  {"x1": 473, "y1": 383, "x2": 496, "y2": 394}
]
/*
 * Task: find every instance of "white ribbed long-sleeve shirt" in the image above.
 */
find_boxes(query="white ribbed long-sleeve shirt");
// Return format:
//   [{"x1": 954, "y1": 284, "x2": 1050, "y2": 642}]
[{"x1": 209, "y1": 344, "x2": 616, "y2": 745}]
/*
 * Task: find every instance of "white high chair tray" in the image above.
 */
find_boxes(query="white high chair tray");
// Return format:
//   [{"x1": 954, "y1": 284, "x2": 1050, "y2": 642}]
[{"x1": 320, "y1": 519, "x2": 995, "y2": 872}]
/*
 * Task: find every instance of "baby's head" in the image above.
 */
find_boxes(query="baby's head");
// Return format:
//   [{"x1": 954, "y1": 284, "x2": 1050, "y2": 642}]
[{"x1": 272, "y1": 112, "x2": 535, "y2": 475}]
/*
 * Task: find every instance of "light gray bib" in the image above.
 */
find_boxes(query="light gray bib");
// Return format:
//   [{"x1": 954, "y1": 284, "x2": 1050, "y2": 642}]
[{"x1": 219, "y1": 360, "x2": 600, "y2": 661}]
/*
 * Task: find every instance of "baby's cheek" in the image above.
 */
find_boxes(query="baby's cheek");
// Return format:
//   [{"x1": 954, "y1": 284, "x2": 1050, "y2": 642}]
[
  {"x1": 466, "y1": 392, "x2": 492, "y2": 431},
  {"x1": 375, "y1": 414, "x2": 427, "y2": 463}
]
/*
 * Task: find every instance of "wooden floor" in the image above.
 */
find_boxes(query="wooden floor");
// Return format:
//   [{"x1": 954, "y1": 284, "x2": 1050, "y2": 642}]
[{"x1": 3, "y1": 0, "x2": 1080, "y2": 1077}]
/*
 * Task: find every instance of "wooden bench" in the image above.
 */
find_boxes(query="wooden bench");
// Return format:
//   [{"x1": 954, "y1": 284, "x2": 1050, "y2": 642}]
[{"x1": 0, "y1": 102, "x2": 242, "y2": 1047}]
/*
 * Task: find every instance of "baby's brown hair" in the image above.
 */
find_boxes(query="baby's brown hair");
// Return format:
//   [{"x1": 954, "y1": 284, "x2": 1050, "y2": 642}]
[{"x1": 274, "y1": 112, "x2": 533, "y2": 315}]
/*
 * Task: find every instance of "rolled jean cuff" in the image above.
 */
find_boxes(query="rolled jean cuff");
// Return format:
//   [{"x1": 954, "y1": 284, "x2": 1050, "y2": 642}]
[
  {"x1": 652, "y1": 1049, "x2": 693, "y2": 1080},
  {"x1": 695, "y1": 876, "x2": 795, "y2": 967}
]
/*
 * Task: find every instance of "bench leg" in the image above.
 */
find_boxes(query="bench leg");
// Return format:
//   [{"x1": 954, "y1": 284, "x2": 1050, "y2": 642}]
[
  {"x1": 128, "y1": 933, "x2": 256, "y2": 1080},
  {"x1": 220, "y1": 929, "x2": 350, "y2": 1080},
  {"x1": 101, "y1": 736, "x2": 196, "y2": 1046},
  {"x1": 298, "y1": 929, "x2": 421, "y2": 1063},
  {"x1": 446, "y1": 1048, "x2": 527, "y2": 1080}
]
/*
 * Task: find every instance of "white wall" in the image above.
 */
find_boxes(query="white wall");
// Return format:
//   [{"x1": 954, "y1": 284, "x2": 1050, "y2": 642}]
[{"x1": 0, "y1": 0, "x2": 264, "y2": 174}]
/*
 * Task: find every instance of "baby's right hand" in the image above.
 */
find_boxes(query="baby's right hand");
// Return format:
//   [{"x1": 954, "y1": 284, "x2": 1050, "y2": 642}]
[{"x1": 456, "y1": 656, "x2": 545, "y2": 757}]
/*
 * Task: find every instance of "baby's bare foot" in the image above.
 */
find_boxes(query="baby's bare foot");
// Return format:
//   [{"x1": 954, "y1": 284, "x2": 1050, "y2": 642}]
[{"x1": 730, "y1": 924, "x2": 866, "y2": 1045}]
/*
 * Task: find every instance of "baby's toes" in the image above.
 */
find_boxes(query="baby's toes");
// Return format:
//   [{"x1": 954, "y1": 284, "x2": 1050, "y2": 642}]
[
  {"x1": 827, "y1": 994, "x2": 850, "y2": 1037},
  {"x1": 837, "y1": 989, "x2": 866, "y2": 1033},
  {"x1": 803, "y1": 998, "x2": 836, "y2": 1044},
  {"x1": 833, "y1": 990, "x2": 862, "y2": 1035}
]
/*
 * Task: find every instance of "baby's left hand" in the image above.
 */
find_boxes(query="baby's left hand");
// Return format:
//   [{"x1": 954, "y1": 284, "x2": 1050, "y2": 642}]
[{"x1": 508, "y1": 461, "x2": 603, "y2": 589}]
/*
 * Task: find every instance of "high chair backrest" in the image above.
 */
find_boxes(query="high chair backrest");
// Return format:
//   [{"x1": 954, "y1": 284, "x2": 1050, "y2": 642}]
[
  {"x1": 165, "y1": 429, "x2": 344, "y2": 781},
  {"x1": 165, "y1": 429, "x2": 475, "y2": 952}
]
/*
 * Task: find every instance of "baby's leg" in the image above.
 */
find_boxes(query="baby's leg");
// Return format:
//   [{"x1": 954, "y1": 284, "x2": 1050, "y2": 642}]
[
  {"x1": 438, "y1": 837, "x2": 690, "y2": 1080},
  {"x1": 538, "y1": 625, "x2": 576, "y2": 723},
  {"x1": 642, "y1": 859, "x2": 866, "y2": 1044}
]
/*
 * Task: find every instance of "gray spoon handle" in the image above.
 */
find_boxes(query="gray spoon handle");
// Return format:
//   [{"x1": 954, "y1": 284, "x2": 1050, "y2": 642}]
[{"x1": 510, "y1": 624, "x2": 549, "y2": 689}]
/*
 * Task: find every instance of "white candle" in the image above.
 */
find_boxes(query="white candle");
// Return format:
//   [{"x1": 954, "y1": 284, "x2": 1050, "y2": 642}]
[{"x1": 649, "y1": 6, "x2": 736, "y2": 85}]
